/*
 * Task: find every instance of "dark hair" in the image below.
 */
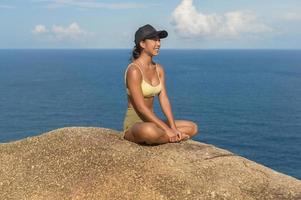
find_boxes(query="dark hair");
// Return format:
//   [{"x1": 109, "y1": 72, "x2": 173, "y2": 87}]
[{"x1": 129, "y1": 42, "x2": 143, "y2": 62}]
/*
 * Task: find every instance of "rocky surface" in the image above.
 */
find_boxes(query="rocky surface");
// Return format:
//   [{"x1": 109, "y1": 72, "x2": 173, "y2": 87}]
[{"x1": 0, "y1": 127, "x2": 300, "y2": 200}]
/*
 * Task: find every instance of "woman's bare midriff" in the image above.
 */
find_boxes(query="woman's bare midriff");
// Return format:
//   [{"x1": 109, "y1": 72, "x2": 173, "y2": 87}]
[{"x1": 127, "y1": 95, "x2": 154, "y2": 111}]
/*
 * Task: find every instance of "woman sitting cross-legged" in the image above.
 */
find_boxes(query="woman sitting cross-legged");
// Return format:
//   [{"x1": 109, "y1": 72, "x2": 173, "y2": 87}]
[{"x1": 122, "y1": 24, "x2": 199, "y2": 145}]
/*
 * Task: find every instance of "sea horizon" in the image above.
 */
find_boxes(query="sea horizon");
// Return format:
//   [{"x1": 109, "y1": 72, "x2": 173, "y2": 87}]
[{"x1": 1, "y1": 48, "x2": 301, "y2": 51}]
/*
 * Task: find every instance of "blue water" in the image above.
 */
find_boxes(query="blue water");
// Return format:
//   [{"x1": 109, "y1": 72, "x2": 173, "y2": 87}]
[{"x1": 0, "y1": 49, "x2": 300, "y2": 179}]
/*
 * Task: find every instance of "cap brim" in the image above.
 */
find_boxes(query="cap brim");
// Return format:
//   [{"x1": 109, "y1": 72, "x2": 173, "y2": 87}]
[
  {"x1": 145, "y1": 30, "x2": 168, "y2": 39},
  {"x1": 157, "y1": 30, "x2": 168, "y2": 38}
]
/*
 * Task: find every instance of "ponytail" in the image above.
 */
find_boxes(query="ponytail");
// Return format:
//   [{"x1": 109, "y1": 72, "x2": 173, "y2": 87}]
[{"x1": 129, "y1": 43, "x2": 143, "y2": 62}]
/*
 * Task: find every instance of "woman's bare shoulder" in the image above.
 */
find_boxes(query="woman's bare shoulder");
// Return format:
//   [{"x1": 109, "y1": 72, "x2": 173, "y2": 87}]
[{"x1": 126, "y1": 63, "x2": 142, "y2": 80}]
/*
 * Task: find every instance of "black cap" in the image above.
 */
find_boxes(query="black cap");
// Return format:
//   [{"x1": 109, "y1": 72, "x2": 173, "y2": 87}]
[{"x1": 134, "y1": 24, "x2": 168, "y2": 45}]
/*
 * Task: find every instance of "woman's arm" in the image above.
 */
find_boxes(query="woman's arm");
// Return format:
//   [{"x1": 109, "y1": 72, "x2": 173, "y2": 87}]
[
  {"x1": 157, "y1": 64, "x2": 177, "y2": 129},
  {"x1": 126, "y1": 65, "x2": 170, "y2": 131}
]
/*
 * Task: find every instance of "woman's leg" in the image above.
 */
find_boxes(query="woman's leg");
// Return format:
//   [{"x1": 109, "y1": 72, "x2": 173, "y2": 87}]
[
  {"x1": 124, "y1": 122, "x2": 170, "y2": 145},
  {"x1": 165, "y1": 120, "x2": 199, "y2": 138},
  {"x1": 124, "y1": 120, "x2": 198, "y2": 144}
]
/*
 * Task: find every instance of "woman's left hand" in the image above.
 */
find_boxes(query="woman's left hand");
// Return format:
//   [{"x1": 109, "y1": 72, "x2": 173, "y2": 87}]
[{"x1": 173, "y1": 129, "x2": 190, "y2": 141}]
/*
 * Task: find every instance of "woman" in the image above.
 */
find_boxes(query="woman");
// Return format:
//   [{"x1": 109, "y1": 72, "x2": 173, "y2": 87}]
[{"x1": 122, "y1": 24, "x2": 198, "y2": 145}]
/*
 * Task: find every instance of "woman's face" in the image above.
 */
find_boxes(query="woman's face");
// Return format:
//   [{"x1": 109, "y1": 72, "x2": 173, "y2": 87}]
[{"x1": 140, "y1": 35, "x2": 161, "y2": 56}]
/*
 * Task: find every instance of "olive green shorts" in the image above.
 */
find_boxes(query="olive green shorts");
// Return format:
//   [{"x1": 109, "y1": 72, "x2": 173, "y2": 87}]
[{"x1": 122, "y1": 107, "x2": 143, "y2": 137}]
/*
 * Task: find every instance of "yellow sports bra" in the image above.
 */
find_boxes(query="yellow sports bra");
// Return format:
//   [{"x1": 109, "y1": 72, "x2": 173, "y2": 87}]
[{"x1": 124, "y1": 62, "x2": 163, "y2": 98}]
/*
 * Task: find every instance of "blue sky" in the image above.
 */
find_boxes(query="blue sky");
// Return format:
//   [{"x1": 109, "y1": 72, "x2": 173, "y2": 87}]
[{"x1": 0, "y1": 0, "x2": 301, "y2": 49}]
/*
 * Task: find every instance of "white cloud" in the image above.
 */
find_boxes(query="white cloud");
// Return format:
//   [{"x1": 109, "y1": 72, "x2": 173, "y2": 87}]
[
  {"x1": 281, "y1": 12, "x2": 301, "y2": 21},
  {"x1": 51, "y1": 22, "x2": 85, "y2": 40},
  {"x1": 170, "y1": 0, "x2": 273, "y2": 39},
  {"x1": 32, "y1": 0, "x2": 157, "y2": 10},
  {"x1": 32, "y1": 25, "x2": 48, "y2": 34},
  {"x1": 32, "y1": 22, "x2": 94, "y2": 41}
]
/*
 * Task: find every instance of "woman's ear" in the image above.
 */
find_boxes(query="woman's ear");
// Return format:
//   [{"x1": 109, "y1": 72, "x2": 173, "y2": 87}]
[{"x1": 139, "y1": 40, "x2": 145, "y2": 49}]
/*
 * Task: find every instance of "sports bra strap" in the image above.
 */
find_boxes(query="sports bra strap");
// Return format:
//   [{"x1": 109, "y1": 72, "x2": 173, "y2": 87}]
[
  {"x1": 132, "y1": 62, "x2": 145, "y2": 78},
  {"x1": 124, "y1": 62, "x2": 160, "y2": 85},
  {"x1": 124, "y1": 63, "x2": 141, "y2": 85},
  {"x1": 135, "y1": 61, "x2": 160, "y2": 80},
  {"x1": 155, "y1": 63, "x2": 160, "y2": 79}
]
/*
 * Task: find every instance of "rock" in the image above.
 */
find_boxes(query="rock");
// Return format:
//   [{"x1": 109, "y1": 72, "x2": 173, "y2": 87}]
[{"x1": 0, "y1": 127, "x2": 300, "y2": 200}]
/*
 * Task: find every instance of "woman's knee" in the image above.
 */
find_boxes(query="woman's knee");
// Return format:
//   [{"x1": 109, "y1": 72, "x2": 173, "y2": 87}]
[
  {"x1": 191, "y1": 121, "x2": 198, "y2": 135},
  {"x1": 137, "y1": 123, "x2": 164, "y2": 142}
]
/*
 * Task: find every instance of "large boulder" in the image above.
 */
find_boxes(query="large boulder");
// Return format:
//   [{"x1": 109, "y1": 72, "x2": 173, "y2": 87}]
[{"x1": 0, "y1": 127, "x2": 300, "y2": 200}]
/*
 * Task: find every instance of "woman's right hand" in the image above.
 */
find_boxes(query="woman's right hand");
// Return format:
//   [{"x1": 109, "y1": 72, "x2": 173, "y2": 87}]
[{"x1": 165, "y1": 129, "x2": 181, "y2": 143}]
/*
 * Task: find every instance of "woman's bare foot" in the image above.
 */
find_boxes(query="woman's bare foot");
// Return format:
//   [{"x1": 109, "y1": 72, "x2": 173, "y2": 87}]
[
  {"x1": 180, "y1": 133, "x2": 190, "y2": 141},
  {"x1": 169, "y1": 135, "x2": 181, "y2": 143}
]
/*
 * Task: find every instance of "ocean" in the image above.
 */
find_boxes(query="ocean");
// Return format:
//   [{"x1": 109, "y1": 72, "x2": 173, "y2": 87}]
[{"x1": 0, "y1": 49, "x2": 300, "y2": 179}]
